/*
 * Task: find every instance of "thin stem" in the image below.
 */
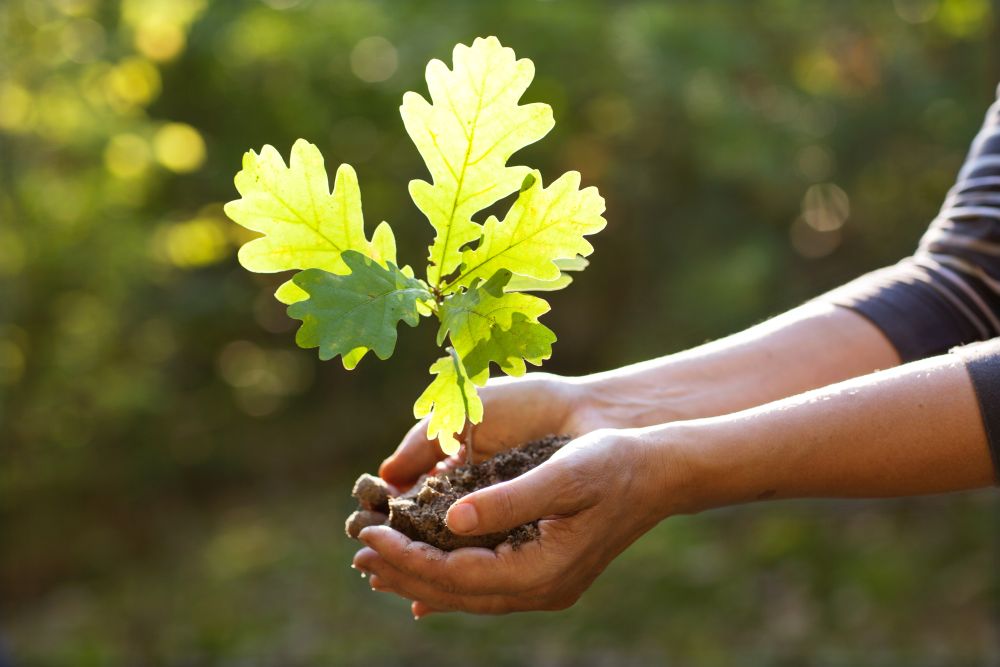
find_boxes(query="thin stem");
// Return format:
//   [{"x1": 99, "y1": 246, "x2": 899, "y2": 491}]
[{"x1": 466, "y1": 424, "x2": 475, "y2": 466}]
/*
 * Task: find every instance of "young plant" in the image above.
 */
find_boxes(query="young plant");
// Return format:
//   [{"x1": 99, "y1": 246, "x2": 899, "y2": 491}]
[{"x1": 224, "y1": 36, "x2": 606, "y2": 458}]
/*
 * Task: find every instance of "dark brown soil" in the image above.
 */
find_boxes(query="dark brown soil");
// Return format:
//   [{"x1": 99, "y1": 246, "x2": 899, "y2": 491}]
[{"x1": 345, "y1": 434, "x2": 570, "y2": 551}]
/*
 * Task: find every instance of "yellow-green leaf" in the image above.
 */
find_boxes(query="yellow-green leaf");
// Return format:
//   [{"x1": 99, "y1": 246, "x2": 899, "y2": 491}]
[
  {"x1": 449, "y1": 170, "x2": 606, "y2": 290},
  {"x1": 224, "y1": 139, "x2": 398, "y2": 297},
  {"x1": 438, "y1": 271, "x2": 548, "y2": 345},
  {"x1": 401, "y1": 36, "x2": 554, "y2": 286},
  {"x1": 504, "y1": 256, "x2": 589, "y2": 292},
  {"x1": 272, "y1": 219, "x2": 403, "y2": 306},
  {"x1": 414, "y1": 351, "x2": 483, "y2": 455},
  {"x1": 438, "y1": 270, "x2": 554, "y2": 384},
  {"x1": 461, "y1": 313, "x2": 555, "y2": 384}
]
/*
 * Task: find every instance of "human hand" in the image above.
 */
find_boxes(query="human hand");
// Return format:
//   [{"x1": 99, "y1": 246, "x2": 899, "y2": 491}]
[
  {"x1": 378, "y1": 373, "x2": 612, "y2": 490},
  {"x1": 356, "y1": 427, "x2": 688, "y2": 616}
]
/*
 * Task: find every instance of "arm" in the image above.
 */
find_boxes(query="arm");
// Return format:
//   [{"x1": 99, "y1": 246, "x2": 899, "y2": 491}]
[
  {"x1": 667, "y1": 349, "x2": 995, "y2": 508},
  {"x1": 574, "y1": 300, "x2": 899, "y2": 428},
  {"x1": 379, "y1": 301, "x2": 900, "y2": 486},
  {"x1": 355, "y1": 348, "x2": 996, "y2": 616}
]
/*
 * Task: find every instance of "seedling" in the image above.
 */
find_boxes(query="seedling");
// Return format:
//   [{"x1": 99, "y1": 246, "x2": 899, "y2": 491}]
[{"x1": 225, "y1": 37, "x2": 605, "y2": 460}]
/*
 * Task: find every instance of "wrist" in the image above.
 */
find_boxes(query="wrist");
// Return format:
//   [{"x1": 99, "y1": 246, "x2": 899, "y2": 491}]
[
  {"x1": 634, "y1": 418, "x2": 772, "y2": 519},
  {"x1": 571, "y1": 360, "x2": 706, "y2": 429},
  {"x1": 623, "y1": 423, "x2": 702, "y2": 520}
]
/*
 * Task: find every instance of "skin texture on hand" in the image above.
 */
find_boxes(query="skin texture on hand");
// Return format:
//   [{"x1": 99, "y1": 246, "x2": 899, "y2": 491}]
[
  {"x1": 356, "y1": 429, "x2": 679, "y2": 616},
  {"x1": 378, "y1": 373, "x2": 614, "y2": 490}
]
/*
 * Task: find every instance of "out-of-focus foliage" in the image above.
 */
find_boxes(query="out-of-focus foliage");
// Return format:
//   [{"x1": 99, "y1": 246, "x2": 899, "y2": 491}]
[{"x1": 0, "y1": 0, "x2": 997, "y2": 665}]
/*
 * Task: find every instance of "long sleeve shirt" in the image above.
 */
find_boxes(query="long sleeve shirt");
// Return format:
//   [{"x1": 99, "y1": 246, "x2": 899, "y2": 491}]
[{"x1": 825, "y1": 83, "x2": 1000, "y2": 479}]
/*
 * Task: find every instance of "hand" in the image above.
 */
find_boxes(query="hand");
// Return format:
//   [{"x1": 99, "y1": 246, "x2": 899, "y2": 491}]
[
  {"x1": 355, "y1": 427, "x2": 686, "y2": 616},
  {"x1": 378, "y1": 373, "x2": 612, "y2": 489}
]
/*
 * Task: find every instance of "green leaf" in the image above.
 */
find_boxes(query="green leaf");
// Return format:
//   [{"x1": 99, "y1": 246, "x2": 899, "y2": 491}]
[
  {"x1": 223, "y1": 139, "x2": 399, "y2": 304},
  {"x1": 287, "y1": 250, "x2": 432, "y2": 367},
  {"x1": 274, "y1": 278, "x2": 310, "y2": 305},
  {"x1": 448, "y1": 170, "x2": 606, "y2": 290},
  {"x1": 461, "y1": 313, "x2": 555, "y2": 383},
  {"x1": 414, "y1": 351, "x2": 483, "y2": 456},
  {"x1": 438, "y1": 270, "x2": 554, "y2": 384},
  {"x1": 401, "y1": 36, "x2": 554, "y2": 286},
  {"x1": 504, "y1": 256, "x2": 589, "y2": 292}
]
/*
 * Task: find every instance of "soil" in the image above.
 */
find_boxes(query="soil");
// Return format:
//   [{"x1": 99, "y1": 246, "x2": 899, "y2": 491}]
[{"x1": 345, "y1": 434, "x2": 570, "y2": 551}]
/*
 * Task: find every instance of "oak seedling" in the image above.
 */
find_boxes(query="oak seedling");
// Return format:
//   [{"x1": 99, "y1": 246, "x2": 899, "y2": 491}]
[{"x1": 225, "y1": 36, "x2": 606, "y2": 458}]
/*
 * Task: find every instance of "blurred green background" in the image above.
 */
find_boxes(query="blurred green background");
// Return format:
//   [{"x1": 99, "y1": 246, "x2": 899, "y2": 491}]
[{"x1": 2, "y1": 0, "x2": 999, "y2": 665}]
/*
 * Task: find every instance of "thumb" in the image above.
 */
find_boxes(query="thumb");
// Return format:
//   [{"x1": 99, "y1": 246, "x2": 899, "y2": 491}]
[
  {"x1": 445, "y1": 459, "x2": 593, "y2": 536},
  {"x1": 378, "y1": 419, "x2": 453, "y2": 488}
]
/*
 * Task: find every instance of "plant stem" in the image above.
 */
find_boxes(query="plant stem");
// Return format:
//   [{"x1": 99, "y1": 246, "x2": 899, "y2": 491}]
[{"x1": 466, "y1": 425, "x2": 475, "y2": 466}]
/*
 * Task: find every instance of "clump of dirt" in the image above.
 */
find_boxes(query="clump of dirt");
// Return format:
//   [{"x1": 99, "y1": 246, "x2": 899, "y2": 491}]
[{"x1": 345, "y1": 434, "x2": 570, "y2": 551}]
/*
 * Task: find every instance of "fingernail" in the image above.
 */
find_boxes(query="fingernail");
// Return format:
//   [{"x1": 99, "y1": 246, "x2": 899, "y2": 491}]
[{"x1": 447, "y1": 503, "x2": 478, "y2": 534}]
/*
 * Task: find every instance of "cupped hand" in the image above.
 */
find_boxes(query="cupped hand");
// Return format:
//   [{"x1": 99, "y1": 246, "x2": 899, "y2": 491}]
[
  {"x1": 378, "y1": 373, "x2": 610, "y2": 490},
  {"x1": 355, "y1": 427, "x2": 686, "y2": 616}
]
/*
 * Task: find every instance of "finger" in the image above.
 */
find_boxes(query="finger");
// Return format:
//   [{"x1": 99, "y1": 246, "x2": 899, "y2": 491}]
[
  {"x1": 359, "y1": 550, "x2": 526, "y2": 614},
  {"x1": 368, "y1": 574, "x2": 394, "y2": 593},
  {"x1": 357, "y1": 525, "x2": 551, "y2": 594},
  {"x1": 378, "y1": 420, "x2": 449, "y2": 487},
  {"x1": 412, "y1": 601, "x2": 444, "y2": 619},
  {"x1": 446, "y1": 458, "x2": 595, "y2": 536}
]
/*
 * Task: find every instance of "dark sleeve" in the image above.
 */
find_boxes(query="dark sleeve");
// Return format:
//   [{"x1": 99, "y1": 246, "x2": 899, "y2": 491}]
[
  {"x1": 955, "y1": 339, "x2": 1000, "y2": 482},
  {"x1": 819, "y1": 84, "x2": 1000, "y2": 481},
  {"x1": 826, "y1": 83, "x2": 1000, "y2": 361}
]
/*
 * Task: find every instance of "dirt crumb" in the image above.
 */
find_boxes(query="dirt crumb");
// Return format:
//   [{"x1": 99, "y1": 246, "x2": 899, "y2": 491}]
[
  {"x1": 345, "y1": 509, "x2": 389, "y2": 538},
  {"x1": 351, "y1": 473, "x2": 391, "y2": 513}
]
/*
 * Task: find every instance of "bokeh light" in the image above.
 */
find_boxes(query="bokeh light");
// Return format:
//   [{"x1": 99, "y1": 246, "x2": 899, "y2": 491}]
[
  {"x1": 802, "y1": 183, "x2": 850, "y2": 232},
  {"x1": 153, "y1": 122, "x2": 207, "y2": 173},
  {"x1": 894, "y1": 0, "x2": 940, "y2": 24},
  {"x1": 936, "y1": 0, "x2": 992, "y2": 38},
  {"x1": 123, "y1": 0, "x2": 207, "y2": 62},
  {"x1": 152, "y1": 216, "x2": 229, "y2": 267},
  {"x1": 350, "y1": 36, "x2": 398, "y2": 83},
  {"x1": 216, "y1": 340, "x2": 314, "y2": 416},
  {"x1": 0, "y1": 82, "x2": 34, "y2": 133},
  {"x1": 104, "y1": 56, "x2": 161, "y2": 111},
  {"x1": 104, "y1": 133, "x2": 152, "y2": 178}
]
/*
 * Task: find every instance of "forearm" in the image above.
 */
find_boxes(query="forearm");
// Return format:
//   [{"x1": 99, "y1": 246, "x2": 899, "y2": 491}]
[
  {"x1": 651, "y1": 353, "x2": 996, "y2": 516},
  {"x1": 576, "y1": 301, "x2": 900, "y2": 427}
]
